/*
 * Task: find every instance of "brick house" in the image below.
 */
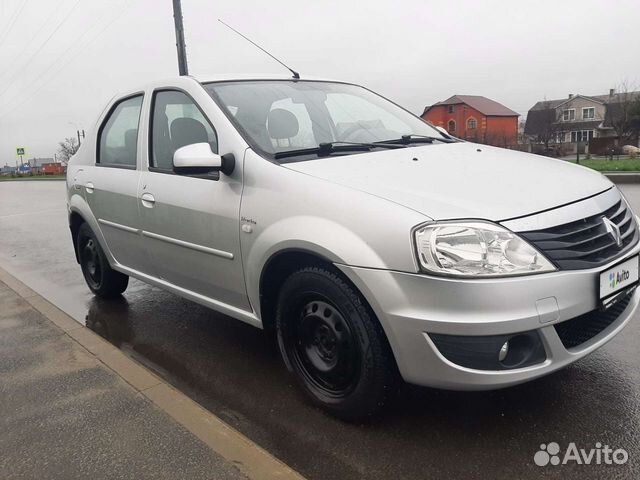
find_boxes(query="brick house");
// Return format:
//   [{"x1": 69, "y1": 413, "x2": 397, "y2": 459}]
[{"x1": 421, "y1": 95, "x2": 519, "y2": 146}]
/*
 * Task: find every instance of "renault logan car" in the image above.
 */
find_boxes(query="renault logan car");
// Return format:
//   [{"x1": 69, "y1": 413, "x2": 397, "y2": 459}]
[{"x1": 66, "y1": 74, "x2": 640, "y2": 419}]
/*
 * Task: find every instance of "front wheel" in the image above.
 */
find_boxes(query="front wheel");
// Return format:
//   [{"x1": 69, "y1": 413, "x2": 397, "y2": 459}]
[
  {"x1": 276, "y1": 266, "x2": 398, "y2": 420},
  {"x1": 77, "y1": 223, "x2": 128, "y2": 298}
]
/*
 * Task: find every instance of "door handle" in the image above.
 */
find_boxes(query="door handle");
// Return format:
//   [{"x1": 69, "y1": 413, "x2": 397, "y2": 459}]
[
  {"x1": 85, "y1": 182, "x2": 94, "y2": 194},
  {"x1": 140, "y1": 192, "x2": 155, "y2": 208}
]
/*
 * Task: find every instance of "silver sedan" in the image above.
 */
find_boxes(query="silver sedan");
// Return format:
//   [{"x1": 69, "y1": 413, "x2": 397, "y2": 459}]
[{"x1": 66, "y1": 74, "x2": 640, "y2": 419}]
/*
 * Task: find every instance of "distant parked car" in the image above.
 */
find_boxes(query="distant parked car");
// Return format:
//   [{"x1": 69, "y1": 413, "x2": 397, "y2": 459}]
[{"x1": 67, "y1": 75, "x2": 640, "y2": 419}]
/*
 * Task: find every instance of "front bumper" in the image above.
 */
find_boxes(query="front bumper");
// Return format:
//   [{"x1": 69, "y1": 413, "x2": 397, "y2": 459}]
[{"x1": 336, "y1": 241, "x2": 640, "y2": 390}]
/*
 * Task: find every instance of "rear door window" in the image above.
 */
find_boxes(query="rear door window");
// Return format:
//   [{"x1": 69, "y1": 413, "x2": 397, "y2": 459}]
[{"x1": 98, "y1": 95, "x2": 143, "y2": 167}]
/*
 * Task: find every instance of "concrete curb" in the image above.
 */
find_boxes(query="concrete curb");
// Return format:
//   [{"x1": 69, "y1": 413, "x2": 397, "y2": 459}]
[
  {"x1": 0, "y1": 266, "x2": 305, "y2": 480},
  {"x1": 604, "y1": 172, "x2": 640, "y2": 184}
]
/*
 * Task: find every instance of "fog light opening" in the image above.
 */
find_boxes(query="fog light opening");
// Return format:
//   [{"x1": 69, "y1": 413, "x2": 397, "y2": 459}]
[
  {"x1": 499, "y1": 334, "x2": 535, "y2": 368},
  {"x1": 429, "y1": 330, "x2": 546, "y2": 371},
  {"x1": 498, "y1": 341, "x2": 509, "y2": 362}
]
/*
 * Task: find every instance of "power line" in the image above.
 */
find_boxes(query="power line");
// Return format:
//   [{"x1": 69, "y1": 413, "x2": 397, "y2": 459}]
[
  {"x1": 0, "y1": 0, "x2": 135, "y2": 117},
  {"x1": 0, "y1": 0, "x2": 29, "y2": 46},
  {"x1": 0, "y1": 0, "x2": 66, "y2": 86},
  {"x1": 0, "y1": 0, "x2": 83, "y2": 101}
]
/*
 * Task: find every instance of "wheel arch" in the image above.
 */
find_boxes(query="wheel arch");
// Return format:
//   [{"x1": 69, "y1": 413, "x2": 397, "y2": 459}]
[
  {"x1": 260, "y1": 250, "x2": 402, "y2": 402},
  {"x1": 258, "y1": 248, "x2": 334, "y2": 336},
  {"x1": 257, "y1": 247, "x2": 397, "y2": 370},
  {"x1": 69, "y1": 210, "x2": 85, "y2": 263},
  {"x1": 67, "y1": 194, "x2": 114, "y2": 266}
]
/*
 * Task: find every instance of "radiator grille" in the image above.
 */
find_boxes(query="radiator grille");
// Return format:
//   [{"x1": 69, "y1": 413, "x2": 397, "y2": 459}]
[{"x1": 520, "y1": 199, "x2": 638, "y2": 270}]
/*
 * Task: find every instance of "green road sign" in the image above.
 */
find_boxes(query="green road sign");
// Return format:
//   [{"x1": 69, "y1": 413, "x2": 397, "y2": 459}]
[{"x1": 16, "y1": 147, "x2": 25, "y2": 156}]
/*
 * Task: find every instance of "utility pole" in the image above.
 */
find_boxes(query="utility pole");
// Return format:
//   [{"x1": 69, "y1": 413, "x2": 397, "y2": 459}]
[{"x1": 172, "y1": 0, "x2": 189, "y2": 75}]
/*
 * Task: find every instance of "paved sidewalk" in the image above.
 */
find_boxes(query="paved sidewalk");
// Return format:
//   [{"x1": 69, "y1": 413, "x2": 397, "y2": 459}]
[
  {"x1": 0, "y1": 278, "x2": 299, "y2": 480},
  {"x1": 0, "y1": 281, "x2": 246, "y2": 479}
]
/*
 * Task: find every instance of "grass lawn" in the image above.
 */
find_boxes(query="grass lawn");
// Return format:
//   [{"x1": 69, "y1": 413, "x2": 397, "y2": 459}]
[
  {"x1": 0, "y1": 175, "x2": 65, "y2": 182},
  {"x1": 577, "y1": 157, "x2": 640, "y2": 172}
]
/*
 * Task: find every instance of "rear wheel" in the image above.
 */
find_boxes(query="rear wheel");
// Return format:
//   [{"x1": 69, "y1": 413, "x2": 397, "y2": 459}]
[
  {"x1": 276, "y1": 266, "x2": 398, "y2": 420},
  {"x1": 77, "y1": 223, "x2": 128, "y2": 298}
]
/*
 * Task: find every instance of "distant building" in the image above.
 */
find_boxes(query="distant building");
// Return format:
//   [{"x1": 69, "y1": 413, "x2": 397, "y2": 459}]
[
  {"x1": 28, "y1": 157, "x2": 54, "y2": 174},
  {"x1": 42, "y1": 163, "x2": 65, "y2": 175},
  {"x1": 0, "y1": 158, "x2": 60, "y2": 175},
  {"x1": 524, "y1": 89, "x2": 640, "y2": 151},
  {"x1": 422, "y1": 95, "x2": 520, "y2": 147}
]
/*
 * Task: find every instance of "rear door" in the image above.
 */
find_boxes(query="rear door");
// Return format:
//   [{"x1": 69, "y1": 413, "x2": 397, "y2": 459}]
[
  {"x1": 85, "y1": 94, "x2": 148, "y2": 272},
  {"x1": 138, "y1": 88, "x2": 250, "y2": 310}
]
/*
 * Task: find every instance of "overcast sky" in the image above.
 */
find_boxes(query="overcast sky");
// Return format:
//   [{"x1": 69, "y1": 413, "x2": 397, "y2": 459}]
[{"x1": 0, "y1": 0, "x2": 638, "y2": 162}]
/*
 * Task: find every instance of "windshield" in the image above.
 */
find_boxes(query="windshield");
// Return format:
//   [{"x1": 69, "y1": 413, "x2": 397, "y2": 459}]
[{"x1": 204, "y1": 80, "x2": 446, "y2": 161}]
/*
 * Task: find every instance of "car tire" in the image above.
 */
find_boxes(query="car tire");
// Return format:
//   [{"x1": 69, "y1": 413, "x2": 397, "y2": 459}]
[
  {"x1": 276, "y1": 266, "x2": 398, "y2": 420},
  {"x1": 77, "y1": 222, "x2": 128, "y2": 298}
]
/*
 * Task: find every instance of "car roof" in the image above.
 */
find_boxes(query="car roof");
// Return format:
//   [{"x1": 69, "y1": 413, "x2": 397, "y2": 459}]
[
  {"x1": 194, "y1": 72, "x2": 344, "y2": 84},
  {"x1": 108, "y1": 74, "x2": 354, "y2": 110}
]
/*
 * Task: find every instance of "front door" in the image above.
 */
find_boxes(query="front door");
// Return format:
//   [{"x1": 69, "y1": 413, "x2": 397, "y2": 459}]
[{"x1": 138, "y1": 89, "x2": 249, "y2": 311}]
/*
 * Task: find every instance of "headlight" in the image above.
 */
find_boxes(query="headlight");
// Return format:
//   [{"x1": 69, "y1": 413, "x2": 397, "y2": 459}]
[{"x1": 413, "y1": 221, "x2": 556, "y2": 277}]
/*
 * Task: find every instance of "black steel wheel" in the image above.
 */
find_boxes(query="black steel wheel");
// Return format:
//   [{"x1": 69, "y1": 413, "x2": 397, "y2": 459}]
[
  {"x1": 292, "y1": 299, "x2": 361, "y2": 396},
  {"x1": 77, "y1": 222, "x2": 128, "y2": 298},
  {"x1": 276, "y1": 266, "x2": 398, "y2": 420},
  {"x1": 81, "y1": 237, "x2": 102, "y2": 290}
]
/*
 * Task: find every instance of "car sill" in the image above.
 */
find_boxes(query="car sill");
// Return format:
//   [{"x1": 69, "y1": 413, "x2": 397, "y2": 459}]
[{"x1": 113, "y1": 263, "x2": 260, "y2": 328}]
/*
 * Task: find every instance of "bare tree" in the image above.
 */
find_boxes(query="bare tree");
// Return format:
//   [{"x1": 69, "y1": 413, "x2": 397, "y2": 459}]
[
  {"x1": 607, "y1": 83, "x2": 640, "y2": 142},
  {"x1": 518, "y1": 118, "x2": 527, "y2": 144},
  {"x1": 57, "y1": 137, "x2": 79, "y2": 163},
  {"x1": 535, "y1": 101, "x2": 561, "y2": 149},
  {"x1": 632, "y1": 100, "x2": 640, "y2": 142},
  {"x1": 523, "y1": 101, "x2": 561, "y2": 150}
]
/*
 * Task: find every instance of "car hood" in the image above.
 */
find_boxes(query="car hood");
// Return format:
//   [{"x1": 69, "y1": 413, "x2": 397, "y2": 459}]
[{"x1": 282, "y1": 142, "x2": 613, "y2": 221}]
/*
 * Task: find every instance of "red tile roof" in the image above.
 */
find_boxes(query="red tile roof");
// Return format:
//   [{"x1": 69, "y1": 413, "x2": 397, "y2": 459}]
[{"x1": 427, "y1": 95, "x2": 519, "y2": 117}]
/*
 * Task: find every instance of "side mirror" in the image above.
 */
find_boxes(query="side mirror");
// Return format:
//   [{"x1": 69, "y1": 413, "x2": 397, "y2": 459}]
[
  {"x1": 173, "y1": 143, "x2": 221, "y2": 170},
  {"x1": 172, "y1": 143, "x2": 235, "y2": 177}
]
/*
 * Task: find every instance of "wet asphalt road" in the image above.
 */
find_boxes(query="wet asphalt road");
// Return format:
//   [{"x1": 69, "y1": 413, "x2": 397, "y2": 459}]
[{"x1": 2, "y1": 180, "x2": 640, "y2": 479}]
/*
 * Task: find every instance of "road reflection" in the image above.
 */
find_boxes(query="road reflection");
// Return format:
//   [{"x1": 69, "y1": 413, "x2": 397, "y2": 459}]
[
  {"x1": 83, "y1": 288, "x2": 640, "y2": 480},
  {"x1": 86, "y1": 297, "x2": 133, "y2": 348}
]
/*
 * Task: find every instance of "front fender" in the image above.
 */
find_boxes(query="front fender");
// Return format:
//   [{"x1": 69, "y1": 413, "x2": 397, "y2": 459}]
[
  {"x1": 240, "y1": 149, "x2": 430, "y2": 319},
  {"x1": 243, "y1": 215, "x2": 388, "y2": 318}
]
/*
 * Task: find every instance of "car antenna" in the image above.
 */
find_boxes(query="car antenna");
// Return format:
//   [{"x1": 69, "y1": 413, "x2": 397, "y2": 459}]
[{"x1": 218, "y1": 19, "x2": 300, "y2": 80}]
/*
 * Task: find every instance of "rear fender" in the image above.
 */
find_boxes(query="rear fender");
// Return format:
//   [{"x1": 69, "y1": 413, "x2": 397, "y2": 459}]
[{"x1": 68, "y1": 194, "x2": 117, "y2": 267}]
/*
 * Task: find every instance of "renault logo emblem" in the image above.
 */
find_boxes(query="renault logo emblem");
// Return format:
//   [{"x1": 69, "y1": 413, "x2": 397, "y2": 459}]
[{"x1": 602, "y1": 217, "x2": 622, "y2": 247}]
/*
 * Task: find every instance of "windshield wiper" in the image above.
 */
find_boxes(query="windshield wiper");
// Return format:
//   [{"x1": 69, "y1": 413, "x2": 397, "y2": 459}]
[
  {"x1": 376, "y1": 134, "x2": 457, "y2": 145},
  {"x1": 274, "y1": 141, "x2": 404, "y2": 160}
]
